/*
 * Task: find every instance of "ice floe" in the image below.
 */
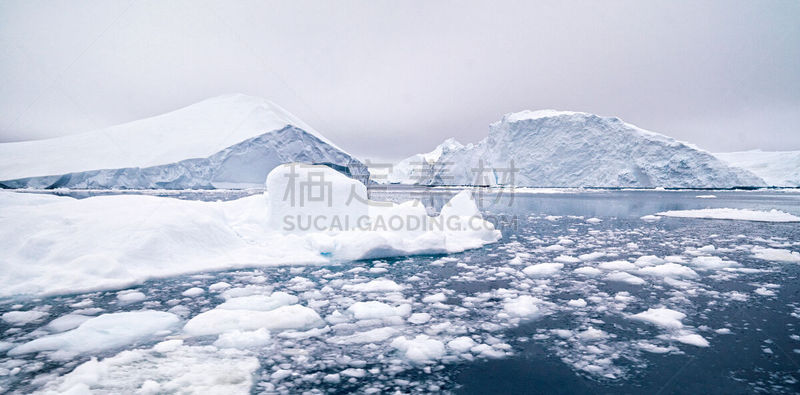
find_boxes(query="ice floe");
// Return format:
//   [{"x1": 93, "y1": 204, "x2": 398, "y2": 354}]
[{"x1": 655, "y1": 208, "x2": 800, "y2": 222}]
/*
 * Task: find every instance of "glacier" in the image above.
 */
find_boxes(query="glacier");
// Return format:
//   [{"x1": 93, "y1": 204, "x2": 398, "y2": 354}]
[
  {"x1": 400, "y1": 110, "x2": 766, "y2": 188},
  {"x1": 0, "y1": 94, "x2": 368, "y2": 189},
  {"x1": 714, "y1": 150, "x2": 800, "y2": 187}
]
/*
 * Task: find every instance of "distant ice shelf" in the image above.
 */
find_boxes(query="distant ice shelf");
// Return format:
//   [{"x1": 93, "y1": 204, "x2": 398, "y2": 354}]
[{"x1": 714, "y1": 150, "x2": 800, "y2": 187}]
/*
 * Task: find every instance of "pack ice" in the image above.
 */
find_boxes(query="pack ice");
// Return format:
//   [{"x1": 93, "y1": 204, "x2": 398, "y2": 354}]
[
  {"x1": 0, "y1": 164, "x2": 500, "y2": 297},
  {"x1": 393, "y1": 110, "x2": 766, "y2": 188},
  {"x1": 0, "y1": 94, "x2": 368, "y2": 189}
]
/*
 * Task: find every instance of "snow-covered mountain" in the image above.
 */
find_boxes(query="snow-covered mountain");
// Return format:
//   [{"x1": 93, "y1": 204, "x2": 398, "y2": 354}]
[
  {"x1": 383, "y1": 138, "x2": 465, "y2": 184},
  {"x1": 714, "y1": 150, "x2": 800, "y2": 187},
  {"x1": 412, "y1": 110, "x2": 766, "y2": 188},
  {"x1": 0, "y1": 94, "x2": 368, "y2": 189}
]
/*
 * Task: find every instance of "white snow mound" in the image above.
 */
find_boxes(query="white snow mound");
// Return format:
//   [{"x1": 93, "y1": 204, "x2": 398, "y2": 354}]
[{"x1": 0, "y1": 164, "x2": 500, "y2": 297}]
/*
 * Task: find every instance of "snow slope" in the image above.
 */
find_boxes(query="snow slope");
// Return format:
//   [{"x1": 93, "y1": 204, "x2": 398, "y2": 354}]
[
  {"x1": 714, "y1": 150, "x2": 800, "y2": 187},
  {"x1": 413, "y1": 110, "x2": 766, "y2": 188},
  {"x1": 0, "y1": 164, "x2": 500, "y2": 297},
  {"x1": 383, "y1": 138, "x2": 465, "y2": 184},
  {"x1": 0, "y1": 94, "x2": 368, "y2": 188}
]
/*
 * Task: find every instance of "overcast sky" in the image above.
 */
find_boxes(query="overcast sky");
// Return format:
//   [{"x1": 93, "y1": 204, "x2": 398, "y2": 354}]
[{"x1": 1, "y1": 0, "x2": 798, "y2": 161}]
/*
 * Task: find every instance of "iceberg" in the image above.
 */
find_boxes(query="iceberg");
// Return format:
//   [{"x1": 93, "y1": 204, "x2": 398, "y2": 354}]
[
  {"x1": 383, "y1": 138, "x2": 465, "y2": 184},
  {"x1": 0, "y1": 164, "x2": 500, "y2": 297},
  {"x1": 714, "y1": 150, "x2": 800, "y2": 187},
  {"x1": 0, "y1": 94, "x2": 368, "y2": 189},
  {"x1": 399, "y1": 110, "x2": 766, "y2": 188}
]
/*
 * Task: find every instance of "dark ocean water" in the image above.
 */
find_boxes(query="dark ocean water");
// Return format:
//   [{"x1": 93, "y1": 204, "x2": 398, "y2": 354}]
[{"x1": 2, "y1": 188, "x2": 799, "y2": 393}]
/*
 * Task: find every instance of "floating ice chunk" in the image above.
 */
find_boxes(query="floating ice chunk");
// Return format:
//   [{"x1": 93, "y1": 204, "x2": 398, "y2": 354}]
[
  {"x1": 181, "y1": 287, "x2": 205, "y2": 297},
  {"x1": 586, "y1": 218, "x2": 602, "y2": 224},
  {"x1": 552, "y1": 329, "x2": 573, "y2": 339},
  {"x1": 117, "y1": 290, "x2": 146, "y2": 304},
  {"x1": 503, "y1": 295, "x2": 542, "y2": 319},
  {"x1": 638, "y1": 263, "x2": 699, "y2": 279},
  {"x1": 328, "y1": 327, "x2": 399, "y2": 344},
  {"x1": 629, "y1": 308, "x2": 685, "y2": 329},
  {"x1": 523, "y1": 263, "x2": 563, "y2": 277},
  {"x1": 671, "y1": 333, "x2": 709, "y2": 347},
  {"x1": 509, "y1": 255, "x2": 525, "y2": 265},
  {"x1": 9, "y1": 311, "x2": 180, "y2": 356},
  {"x1": 598, "y1": 260, "x2": 636, "y2": 271},
  {"x1": 340, "y1": 368, "x2": 367, "y2": 378},
  {"x1": 751, "y1": 247, "x2": 800, "y2": 262},
  {"x1": 577, "y1": 327, "x2": 608, "y2": 341},
  {"x1": 447, "y1": 336, "x2": 477, "y2": 353},
  {"x1": 604, "y1": 271, "x2": 645, "y2": 285},
  {"x1": 544, "y1": 244, "x2": 567, "y2": 252},
  {"x1": 715, "y1": 328, "x2": 732, "y2": 334},
  {"x1": 2, "y1": 310, "x2": 47, "y2": 326},
  {"x1": 655, "y1": 208, "x2": 800, "y2": 222},
  {"x1": 696, "y1": 195, "x2": 716, "y2": 199},
  {"x1": 323, "y1": 373, "x2": 341, "y2": 383},
  {"x1": 690, "y1": 256, "x2": 740, "y2": 271},
  {"x1": 578, "y1": 252, "x2": 605, "y2": 261},
  {"x1": 271, "y1": 369, "x2": 293, "y2": 381},
  {"x1": 640, "y1": 215, "x2": 660, "y2": 222},
  {"x1": 183, "y1": 305, "x2": 324, "y2": 336},
  {"x1": 726, "y1": 291, "x2": 749, "y2": 301},
  {"x1": 636, "y1": 341, "x2": 677, "y2": 354},
  {"x1": 408, "y1": 313, "x2": 432, "y2": 324},
  {"x1": 574, "y1": 266, "x2": 602, "y2": 276},
  {"x1": 38, "y1": 343, "x2": 258, "y2": 394},
  {"x1": 342, "y1": 279, "x2": 404, "y2": 293},
  {"x1": 634, "y1": 255, "x2": 666, "y2": 266},
  {"x1": 422, "y1": 293, "x2": 447, "y2": 303},
  {"x1": 754, "y1": 287, "x2": 776, "y2": 296},
  {"x1": 391, "y1": 335, "x2": 446, "y2": 363},
  {"x1": 554, "y1": 255, "x2": 581, "y2": 264},
  {"x1": 45, "y1": 314, "x2": 92, "y2": 332},
  {"x1": 208, "y1": 282, "x2": 231, "y2": 291},
  {"x1": 210, "y1": 328, "x2": 271, "y2": 350},
  {"x1": 567, "y1": 298, "x2": 587, "y2": 308},
  {"x1": 221, "y1": 285, "x2": 274, "y2": 300},
  {"x1": 470, "y1": 343, "x2": 506, "y2": 358},
  {"x1": 153, "y1": 339, "x2": 184, "y2": 353},
  {"x1": 217, "y1": 292, "x2": 298, "y2": 311},
  {"x1": 346, "y1": 301, "x2": 411, "y2": 320}
]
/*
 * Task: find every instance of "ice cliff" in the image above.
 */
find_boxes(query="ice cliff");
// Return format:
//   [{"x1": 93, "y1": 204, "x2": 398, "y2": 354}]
[{"x1": 405, "y1": 110, "x2": 765, "y2": 188}]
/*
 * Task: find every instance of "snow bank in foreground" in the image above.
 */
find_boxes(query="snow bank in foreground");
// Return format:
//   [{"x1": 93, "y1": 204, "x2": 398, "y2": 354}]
[
  {"x1": 655, "y1": 208, "x2": 800, "y2": 222},
  {"x1": 0, "y1": 164, "x2": 500, "y2": 297}
]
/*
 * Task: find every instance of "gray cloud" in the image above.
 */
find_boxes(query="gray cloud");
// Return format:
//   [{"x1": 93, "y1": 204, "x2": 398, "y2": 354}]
[{"x1": 1, "y1": 0, "x2": 798, "y2": 161}]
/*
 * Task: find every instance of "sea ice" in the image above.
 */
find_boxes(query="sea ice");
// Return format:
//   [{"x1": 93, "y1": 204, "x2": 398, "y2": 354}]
[
  {"x1": 9, "y1": 311, "x2": 180, "y2": 356},
  {"x1": 390, "y1": 335, "x2": 446, "y2": 363},
  {"x1": 655, "y1": 208, "x2": 800, "y2": 222}
]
